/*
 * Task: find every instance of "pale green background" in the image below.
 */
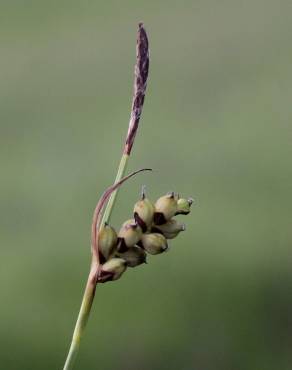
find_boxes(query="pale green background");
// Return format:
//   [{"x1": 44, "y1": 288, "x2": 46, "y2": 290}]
[{"x1": 1, "y1": 1, "x2": 292, "y2": 369}]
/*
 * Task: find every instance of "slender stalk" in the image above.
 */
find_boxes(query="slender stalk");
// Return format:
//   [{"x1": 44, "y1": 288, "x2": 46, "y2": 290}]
[
  {"x1": 101, "y1": 153, "x2": 129, "y2": 225},
  {"x1": 62, "y1": 23, "x2": 149, "y2": 370},
  {"x1": 63, "y1": 268, "x2": 97, "y2": 370}
]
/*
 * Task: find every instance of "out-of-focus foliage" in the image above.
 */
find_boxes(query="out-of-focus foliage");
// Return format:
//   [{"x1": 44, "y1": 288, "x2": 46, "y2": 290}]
[{"x1": 0, "y1": 1, "x2": 292, "y2": 369}]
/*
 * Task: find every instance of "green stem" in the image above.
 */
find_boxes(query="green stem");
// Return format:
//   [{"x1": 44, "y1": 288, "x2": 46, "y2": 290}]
[
  {"x1": 101, "y1": 153, "x2": 129, "y2": 225},
  {"x1": 63, "y1": 268, "x2": 97, "y2": 370}
]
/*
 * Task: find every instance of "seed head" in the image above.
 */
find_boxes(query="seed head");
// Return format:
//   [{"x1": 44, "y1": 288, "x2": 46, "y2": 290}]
[
  {"x1": 140, "y1": 233, "x2": 168, "y2": 255},
  {"x1": 98, "y1": 223, "x2": 118, "y2": 261},
  {"x1": 153, "y1": 219, "x2": 185, "y2": 239},
  {"x1": 98, "y1": 258, "x2": 127, "y2": 282},
  {"x1": 118, "y1": 246, "x2": 147, "y2": 267},
  {"x1": 133, "y1": 190, "x2": 155, "y2": 232},
  {"x1": 154, "y1": 192, "x2": 178, "y2": 225},
  {"x1": 176, "y1": 197, "x2": 193, "y2": 215},
  {"x1": 118, "y1": 219, "x2": 143, "y2": 251}
]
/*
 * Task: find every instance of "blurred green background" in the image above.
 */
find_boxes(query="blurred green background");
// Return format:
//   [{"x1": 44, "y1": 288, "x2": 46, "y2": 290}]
[{"x1": 1, "y1": 1, "x2": 292, "y2": 369}]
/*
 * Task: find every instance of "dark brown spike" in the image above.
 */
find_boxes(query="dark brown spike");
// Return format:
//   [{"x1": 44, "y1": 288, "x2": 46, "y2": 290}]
[{"x1": 124, "y1": 23, "x2": 150, "y2": 155}]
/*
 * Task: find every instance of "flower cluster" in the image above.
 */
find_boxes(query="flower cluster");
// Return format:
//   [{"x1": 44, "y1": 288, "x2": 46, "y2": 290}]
[{"x1": 97, "y1": 191, "x2": 193, "y2": 283}]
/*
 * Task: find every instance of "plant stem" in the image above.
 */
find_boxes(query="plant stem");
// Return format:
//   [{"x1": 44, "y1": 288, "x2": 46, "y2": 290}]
[
  {"x1": 101, "y1": 153, "x2": 129, "y2": 225},
  {"x1": 63, "y1": 267, "x2": 98, "y2": 370}
]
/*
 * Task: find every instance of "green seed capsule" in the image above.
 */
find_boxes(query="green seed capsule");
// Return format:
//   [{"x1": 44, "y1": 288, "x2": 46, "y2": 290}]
[
  {"x1": 98, "y1": 224, "x2": 118, "y2": 261},
  {"x1": 118, "y1": 246, "x2": 147, "y2": 267},
  {"x1": 99, "y1": 258, "x2": 127, "y2": 282},
  {"x1": 154, "y1": 192, "x2": 178, "y2": 225},
  {"x1": 153, "y1": 219, "x2": 185, "y2": 239},
  {"x1": 176, "y1": 197, "x2": 193, "y2": 215},
  {"x1": 133, "y1": 195, "x2": 155, "y2": 232},
  {"x1": 140, "y1": 233, "x2": 168, "y2": 255},
  {"x1": 118, "y1": 219, "x2": 143, "y2": 251}
]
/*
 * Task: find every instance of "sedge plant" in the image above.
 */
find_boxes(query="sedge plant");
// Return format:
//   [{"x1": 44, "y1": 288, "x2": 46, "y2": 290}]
[{"x1": 63, "y1": 23, "x2": 193, "y2": 370}]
